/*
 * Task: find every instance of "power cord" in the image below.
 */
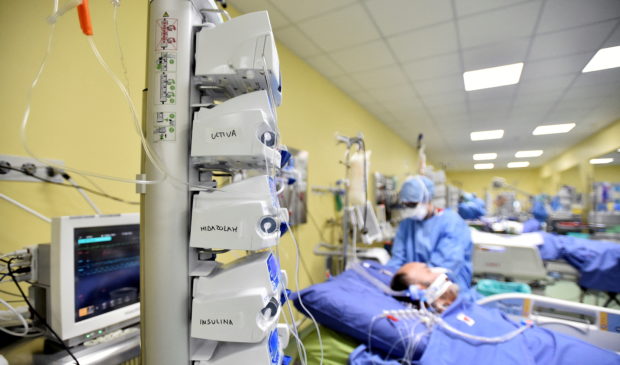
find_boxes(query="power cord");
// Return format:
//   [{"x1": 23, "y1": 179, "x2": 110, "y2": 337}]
[
  {"x1": 2, "y1": 166, "x2": 139, "y2": 205},
  {"x1": 7, "y1": 258, "x2": 80, "y2": 365}
]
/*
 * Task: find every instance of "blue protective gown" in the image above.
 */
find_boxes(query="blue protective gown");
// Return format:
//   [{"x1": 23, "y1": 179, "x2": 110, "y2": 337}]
[
  {"x1": 458, "y1": 198, "x2": 486, "y2": 220},
  {"x1": 539, "y1": 233, "x2": 620, "y2": 292},
  {"x1": 387, "y1": 209, "x2": 473, "y2": 289}
]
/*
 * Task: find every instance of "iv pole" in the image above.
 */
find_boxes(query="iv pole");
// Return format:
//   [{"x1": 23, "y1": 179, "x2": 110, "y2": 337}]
[
  {"x1": 336, "y1": 134, "x2": 365, "y2": 269},
  {"x1": 141, "y1": 1, "x2": 218, "y2": 364}
]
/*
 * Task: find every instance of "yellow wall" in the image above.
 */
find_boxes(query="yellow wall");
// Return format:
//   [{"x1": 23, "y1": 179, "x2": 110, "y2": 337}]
[
  {"x1": 446, "y1": 168, "x2": 541, "y2": 197},
  {"x1": 539, "y1": 119, "x2": 620, "y2": 211},
  {"x1": 447, "y1": 120, "x2": 620, "y2": 204},
  {"x1": 540, "y1": 120, "x2": 620, "y2": 178},
  {"x1": 0, "y1": 2, "x2": 418, "y2": 303},
  {"x1": 593, "y1": 165, "x2": 620, "y2": 183},
  {"x1": 559, "y1": 166, "x2": 581, "y2": 190}
]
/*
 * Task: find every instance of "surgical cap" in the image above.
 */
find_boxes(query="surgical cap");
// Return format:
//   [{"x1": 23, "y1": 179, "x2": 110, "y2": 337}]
[{"x1": 399, "y1": 175, "x2": 434, "y2": 203}]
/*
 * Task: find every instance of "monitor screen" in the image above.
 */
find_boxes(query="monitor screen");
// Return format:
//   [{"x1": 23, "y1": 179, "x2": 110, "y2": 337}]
[{"x1": 73, "y1": 223, "x2": 140, "y2": 322}]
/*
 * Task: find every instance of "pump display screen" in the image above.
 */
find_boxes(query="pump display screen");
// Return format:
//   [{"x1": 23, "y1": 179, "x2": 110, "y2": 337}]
[{"x1": 74, "y1": 224, "x2": 140, "y2": 322}]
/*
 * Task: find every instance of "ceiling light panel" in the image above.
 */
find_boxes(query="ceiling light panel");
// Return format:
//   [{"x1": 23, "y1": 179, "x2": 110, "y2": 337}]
[
  {"x1": 515, "y1": 150, "x2": 543, "y2": 158},
  {"x1": 473, "y1": 153, "x2": 497, "y2": 160},
  {"x1": 507, "y1": 161, "x2": 530, "y2": 168},
  {"x1": 463, "y1": 62, "x2": 524, "y2": 91},
  {"x1": 474, "y1": 163, "x2": 494, "y2": 170},
  {"x1": 470, "y1": 129, "x2": 504, "y2": 141},
  {"x1": 532, "y1": 123, "x2": 575, "y2": 135},
  {"x1": 583, "y1": 46, "x2": 620, "y2": 73},
  {"x1": 590, "y1": 158, "x2": 614, "y2": 164}
]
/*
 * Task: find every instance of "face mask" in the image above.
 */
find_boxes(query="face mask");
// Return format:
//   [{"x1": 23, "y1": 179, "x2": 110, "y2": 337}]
[
  {"x1": 401, "y1": 204, "x2": 428, "y2": 221},
  {"x1": 408, "y1": 204, "x2": 428, "y2": 221}
]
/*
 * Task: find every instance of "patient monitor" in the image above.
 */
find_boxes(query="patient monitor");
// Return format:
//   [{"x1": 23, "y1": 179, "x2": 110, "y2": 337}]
[
  {"x1": 191, "y1": 91, "x2": 281, "y2": 170},
  {"x1": 190, "y1": 175, "x2": 289, "y2": 250},
  {"x1": 195, "y1": 11, "x2": 281, "y2": 106},
  {"x1": 191, "y1": 252, "x2": 284, "y2": 343},
  {"x1": 31, "y1": 214, "x2": 140, "y2": 347}
]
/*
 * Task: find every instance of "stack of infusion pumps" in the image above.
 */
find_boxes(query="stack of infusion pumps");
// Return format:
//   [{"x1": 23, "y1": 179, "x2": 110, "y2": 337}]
[{"x1": 187, "y1": 11, "x2": 290, "y2": 365}]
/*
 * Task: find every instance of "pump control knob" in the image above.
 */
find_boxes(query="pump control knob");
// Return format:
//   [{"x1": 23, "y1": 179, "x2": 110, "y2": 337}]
[
  {"x1": 260, "y1": 131, "x2": 277, "y2": 147},
  {"x1": 260, "y1": 217, "x2": 278, "y2": 234}
]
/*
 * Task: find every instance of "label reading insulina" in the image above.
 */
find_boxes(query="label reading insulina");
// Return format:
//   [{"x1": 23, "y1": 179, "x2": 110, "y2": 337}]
[{"x1": 199, "y1": 318, "x2": 234, "y2": 326}]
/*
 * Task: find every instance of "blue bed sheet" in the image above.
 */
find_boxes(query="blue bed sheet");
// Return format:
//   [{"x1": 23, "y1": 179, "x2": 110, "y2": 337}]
[
  {"x1": 291, "y1": 261, "x2": 428, "y2": 361},
  {"x1": 292, "y1": 261, "x2": 620, "y2": 365},
  {"x1": 420, "y1": 295, "x2": 620, "y2": 365},
  {"x1": 539, "y1": 232, "x2": 620, "y2": 292}
]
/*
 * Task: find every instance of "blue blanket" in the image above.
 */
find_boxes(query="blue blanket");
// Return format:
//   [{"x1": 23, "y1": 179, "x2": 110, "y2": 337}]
[
  {"x1": 540, "y1": 233, "x2": 620, "y2": 292},
  {"x1": 291, "y1": 261, "x2": 428, "y2": 361},
  {"x1": 291, "y1": 262, "x2": 620, "y2": 365}
]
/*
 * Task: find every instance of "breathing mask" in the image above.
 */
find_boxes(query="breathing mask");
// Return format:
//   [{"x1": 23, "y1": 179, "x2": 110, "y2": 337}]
[{"x1": 407, "y1": 273, "x2": 452, "y2": 308}]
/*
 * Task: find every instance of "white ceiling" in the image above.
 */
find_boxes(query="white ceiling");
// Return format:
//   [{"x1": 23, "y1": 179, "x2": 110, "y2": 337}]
[{"x1": 230, "y1": 0, "x2": 620, "y2": 170}]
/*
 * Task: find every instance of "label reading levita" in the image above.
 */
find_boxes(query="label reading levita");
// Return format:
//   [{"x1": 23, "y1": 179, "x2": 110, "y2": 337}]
[{"x1": 201, "y1": 225, "x2": 238, "y2": 233}]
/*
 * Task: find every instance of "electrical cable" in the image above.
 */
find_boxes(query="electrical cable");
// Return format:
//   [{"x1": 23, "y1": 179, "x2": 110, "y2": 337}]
[
  {"x1": 307, "y1": 210, "x2": 328, "y2": 243},
  {"x1": 0, "y1": 192, "x2": 52, "y2": 223},
  {"x1": 64, "y1": 176, "x2": 102, "y2": 214},
  {"x1": 0, "y1": 298, "x2": 29, "y2": 337},
  {"x1": 7, "y1": 258, "x2": 80, "y2": 364},
  {"x1": 285, "y1": 221, "x2": 324, "y2": 365},
  {"x1": 1, "y1": 166, "x2": 139, "y2": 205},
  {"x1": 273, "y1": 246, "x2": 307, "y2": 365},
  {"x1": 292, "y1": 227, "x2": 315, "y2": 286},
  {"x1": 0, "y1": 289, "x2": 22, "y2": 298}
]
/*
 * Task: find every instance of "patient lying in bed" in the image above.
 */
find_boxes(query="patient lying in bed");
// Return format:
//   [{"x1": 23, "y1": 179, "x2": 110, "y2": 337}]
[{"x1": 292, "y1": 261, "x2": 620, "y2": 365}]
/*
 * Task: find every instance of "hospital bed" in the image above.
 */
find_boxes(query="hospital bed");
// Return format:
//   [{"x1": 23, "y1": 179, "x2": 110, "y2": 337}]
[
  {"x1": 291, "y1": 262, "x2": 620, "y2": 364},
  {"x1": 471, "y1": 229, "x2": 620, "y2": 307},
  {"x1": 477, "y1": 293, "x2": 620, "y2": 353},
  {"x1": 471, "y1": 230, "x2": 579, "y2": 291}
]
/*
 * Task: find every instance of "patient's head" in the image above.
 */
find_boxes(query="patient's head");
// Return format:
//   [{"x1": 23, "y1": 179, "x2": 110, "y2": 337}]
[{"x1": 390, "y1": 262, "x2": 458, "y2": 313}]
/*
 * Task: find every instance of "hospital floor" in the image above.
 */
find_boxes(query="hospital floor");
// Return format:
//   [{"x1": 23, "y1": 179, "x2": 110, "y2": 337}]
[{"x1": 545, "y1": 280, "x2": 620, "y2": 309}]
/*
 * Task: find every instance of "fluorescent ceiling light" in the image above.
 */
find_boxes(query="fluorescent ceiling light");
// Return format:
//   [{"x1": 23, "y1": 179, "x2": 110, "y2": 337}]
[
  {"x1": 532, "y1": 123, "x2": 575, "y2": 135},
  {"x1": 515, "y1": 150, "x2": 543, "y2": 158},
  {"x1": 507, "y1": 161, "x2": 530, "y2": 168},
  {"x1": 474, "y1": 163, "x2": 494, "y2": 170},
  {"x1": 590, "y1": 158, "x2": 614, "y2": 165},
  {"x1": 470, "y1": 129, "x2": 504, "y2": 141},
  {"x1": 583, "y1": 46, "x2": 620, "y2": 73},
  {"x1": 463, "y1": 63, "x2": 524, "y2": 91},
  {"x1": 473, "y1": 153, "x2": 497, "y2": 161}
]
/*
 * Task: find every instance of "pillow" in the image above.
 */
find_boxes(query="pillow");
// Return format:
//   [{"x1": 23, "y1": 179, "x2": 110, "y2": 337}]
[{"x1": 291, "y1": 262, "x2": 428, "y2": 360}]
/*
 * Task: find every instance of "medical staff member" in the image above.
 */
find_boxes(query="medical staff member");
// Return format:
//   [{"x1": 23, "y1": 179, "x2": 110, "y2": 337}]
[
  {"x1": 387, "y1": 176, "x2": 473, "y2": 289},
  {"x1": 458, "y1": 192, "x2": 487, "y2": 220}
]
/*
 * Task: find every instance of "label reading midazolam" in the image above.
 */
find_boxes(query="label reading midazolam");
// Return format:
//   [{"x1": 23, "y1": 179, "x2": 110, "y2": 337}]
[{"x1": 200, "y1": 225, "x2": 238, "y2": 233}]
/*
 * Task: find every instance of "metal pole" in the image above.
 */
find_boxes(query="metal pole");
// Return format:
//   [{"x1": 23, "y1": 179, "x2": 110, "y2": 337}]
[{"x1": 141, "y1": 1, "x2": 203, "y2": 364}]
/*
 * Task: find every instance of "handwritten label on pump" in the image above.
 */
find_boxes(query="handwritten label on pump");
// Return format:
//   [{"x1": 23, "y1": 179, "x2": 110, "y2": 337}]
[
  {"x1": 207, "y1": 128, "x2": 241, "y2": 143},
  {"x1": 201, "y1": 225, "x2": 239, "y2": 233}
]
